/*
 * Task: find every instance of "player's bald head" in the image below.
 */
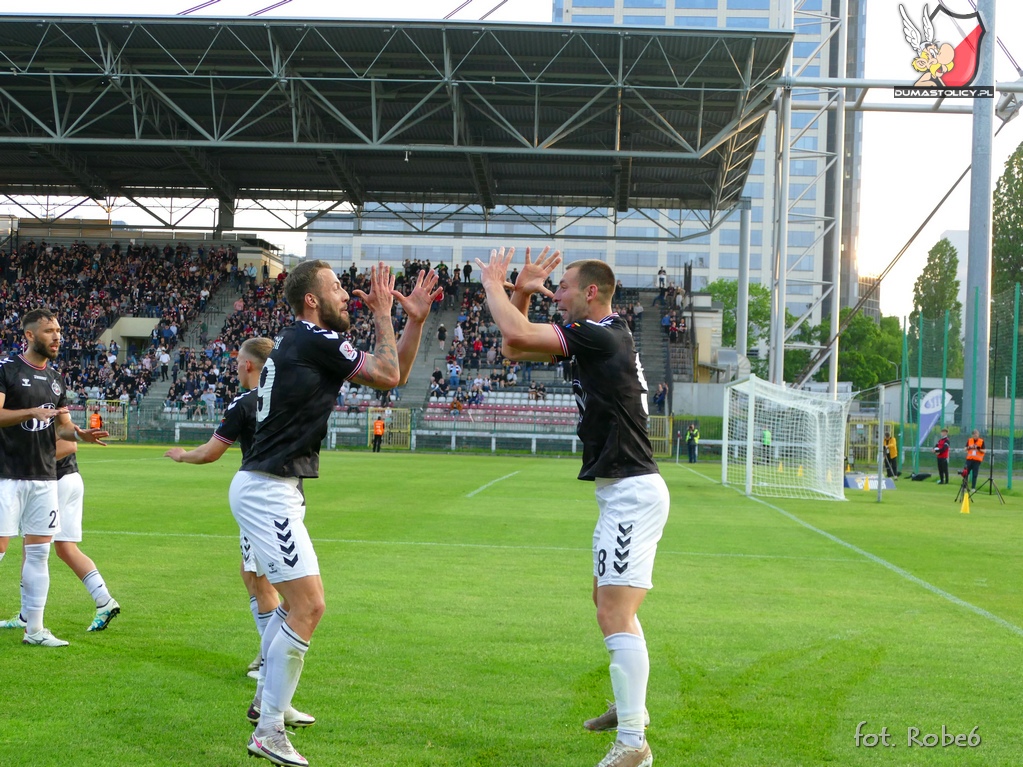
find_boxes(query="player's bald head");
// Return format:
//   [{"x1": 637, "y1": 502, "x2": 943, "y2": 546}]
[{"x1": 566, "y1": 260, "x2": 615, "y2": 302}]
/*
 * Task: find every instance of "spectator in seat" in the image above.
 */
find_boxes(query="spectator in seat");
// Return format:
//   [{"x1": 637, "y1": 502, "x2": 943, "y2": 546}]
[{"x1": 345, "y1": 391, "x2": 361, "y2": 415}]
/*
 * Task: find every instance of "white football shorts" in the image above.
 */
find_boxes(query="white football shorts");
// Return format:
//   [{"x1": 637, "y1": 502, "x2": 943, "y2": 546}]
[
  {"x1": 54, "y1": 472, "x2": 85, "y2": 542},
  {"x1": 240, "y1": 532, "x2": 258, "y2": 574},
  {"x1": 592, "y1": 473, "x2": 670, "y2": 590},
  {"x1": 229, "y1": 470, "x2": 319, "y2": 584},
  {"x1": 0, "y1": 478, "x2": 61, "y2": 538}
]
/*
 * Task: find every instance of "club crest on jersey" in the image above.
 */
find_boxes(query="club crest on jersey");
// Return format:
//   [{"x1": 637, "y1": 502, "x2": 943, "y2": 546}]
[
  {"x1": 339, "y1": 341, "x2": 357, "y2": 361},
  {"x1": 51, "y1": 380, "x2": 62, "y2": 396}
]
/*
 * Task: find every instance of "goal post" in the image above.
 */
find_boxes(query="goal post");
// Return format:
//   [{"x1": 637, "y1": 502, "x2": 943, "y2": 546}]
[{"x1": 722, "y1": 375, "x2": 851, "y2": 501}]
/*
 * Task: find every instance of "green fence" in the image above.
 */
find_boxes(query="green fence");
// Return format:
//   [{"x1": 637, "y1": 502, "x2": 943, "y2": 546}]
[{"x1": 891, "y1": 285, "x2": 1022, "y2": 489}]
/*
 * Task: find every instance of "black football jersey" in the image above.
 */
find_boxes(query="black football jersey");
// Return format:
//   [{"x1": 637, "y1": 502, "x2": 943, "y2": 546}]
[
  {"x1": 552, "y1": 315, "x2": 659, "y2": 481},
  {"x1": 56, "y1": 453, "x2": 78, "y2": 479},
  {"x1": 0, "y1": 355, "x2": 68, "y2": 480},
  {"x1": 214, "y1": 389, "x2": 257, "y2": 460},
  {"x1": 242, "y1": 321, "x2": 366, "y2": 478}
]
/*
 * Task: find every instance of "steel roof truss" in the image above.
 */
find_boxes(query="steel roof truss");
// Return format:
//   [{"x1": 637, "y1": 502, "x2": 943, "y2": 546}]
[{"x1": 541, "y1": 88, "x2": 614, "y2": 149}]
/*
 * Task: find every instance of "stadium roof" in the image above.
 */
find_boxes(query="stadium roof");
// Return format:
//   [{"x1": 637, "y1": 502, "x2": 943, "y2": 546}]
[{"x1": 0, "y1": 15, "x2": 791, "y2": 216}]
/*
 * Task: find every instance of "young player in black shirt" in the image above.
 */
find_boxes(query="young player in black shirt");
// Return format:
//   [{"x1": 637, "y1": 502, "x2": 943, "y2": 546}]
[
  {"x1": 164, "y1": 338, "x2": 294, "y2": 679},
  {"x1": 476, "y1": 249, "x2": 668, "y2": 767},
  {"x1": 0, "y1": 308, "x2": 108, "y2": 647}
]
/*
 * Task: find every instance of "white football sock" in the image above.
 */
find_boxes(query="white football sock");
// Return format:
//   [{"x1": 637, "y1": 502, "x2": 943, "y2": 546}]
[
  {"x1": 82, "y1": 569, "x2": 113, "y2": 608},
  {"x1": 255, "y1": 606, "x2": 287, "y2": 705},
  {"x1": 256, "y1": 609, "x2": 274, "y2": 638},
  {"x1": 605, "y1": 632, "x2": 649, "y2": 749},
  {"x1": 259, "y1": 621, "x2": 309, "y2": 731},
  {"x1": 249, "y1": 595, "x2": 259, "y2": 629},
  {"x1": 22, "y1": 544, "x2": 52, "y2": 634}
]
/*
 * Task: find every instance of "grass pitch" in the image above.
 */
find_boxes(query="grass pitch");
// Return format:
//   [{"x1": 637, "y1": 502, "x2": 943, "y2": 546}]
[{"x1": 0, "y1": 446, "x2": 1021, "y2": 766}]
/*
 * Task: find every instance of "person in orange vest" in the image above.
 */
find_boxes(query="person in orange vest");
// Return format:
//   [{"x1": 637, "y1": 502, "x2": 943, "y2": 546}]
[
  {"x1": 965, "y1": 429, "x2": 985, "y2": 489},
  {"x1": 372, "y1": 416, "x2": 385, "y2": 453},
  {"x1": 89, "y1": 410, "x2": 103, "y2": 430},
  {"x1": 883, "y1": 430, "x2": 899, "y2": 478}
]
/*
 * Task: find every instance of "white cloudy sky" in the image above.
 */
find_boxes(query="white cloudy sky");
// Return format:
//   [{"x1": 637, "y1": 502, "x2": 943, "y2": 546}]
[{"x1": 5, "y1": 0, "x2": 1023, "y2": 319}]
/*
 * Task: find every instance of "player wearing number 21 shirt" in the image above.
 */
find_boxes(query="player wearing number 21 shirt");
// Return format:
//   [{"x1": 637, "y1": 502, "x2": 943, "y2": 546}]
[
  {"x1": 231, "y1": 259, "x2": 438, "y2": 767},
  {"x1": 476, "y1": 249, "x2": 668, "y2": 767},
  {"x1": 0, "y1": 308, "x2": 108, "y2": 649}
]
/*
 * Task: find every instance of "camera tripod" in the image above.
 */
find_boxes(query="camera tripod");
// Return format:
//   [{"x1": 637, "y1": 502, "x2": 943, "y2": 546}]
[{"x1": 954, "y1": 469, "x2": 973, "y2": 504}]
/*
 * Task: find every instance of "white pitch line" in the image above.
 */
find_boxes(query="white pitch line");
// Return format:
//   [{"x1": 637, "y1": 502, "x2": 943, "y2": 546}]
[
  {"x1": 677, "y1": 463, "x2": 1023, "y2": 638},
  {"x1": 466, "y1": 471, "x2": 520, "y2": 497},
  {"x1": 82, "y1": 529, "x2": 860, "y2": 563}
]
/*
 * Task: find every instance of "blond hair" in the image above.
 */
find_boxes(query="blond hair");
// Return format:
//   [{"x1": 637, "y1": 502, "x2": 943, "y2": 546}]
[{"x1": 239, "y1": 337, "x2": 273, "y2": 365}]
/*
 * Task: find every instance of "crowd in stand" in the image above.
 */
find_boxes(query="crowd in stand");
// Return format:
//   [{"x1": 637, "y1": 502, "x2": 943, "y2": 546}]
[
  {"x1": 0, "y1": 238, "x2": 238, "y2": 405},
  {"x1": 0, "y1": 237, "x2": 671, "y2": 417},
  {"x1": 423, "y1": 274, "x2": 574, "y2": 414},
  {"x1": 163, "y1": 262, "x2": 425, "y2": 414}
]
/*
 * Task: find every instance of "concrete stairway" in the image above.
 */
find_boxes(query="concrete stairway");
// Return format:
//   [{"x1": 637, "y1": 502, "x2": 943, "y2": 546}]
[
  {"x1": 147, "y1": 281, "x2": 248, "y2": 403},
  {"x1": 634, "y1": 289, "x2": 670, "y2": 405},
  {"x1": 397, "y1": 300, "x2": 462, "y2": 405}
]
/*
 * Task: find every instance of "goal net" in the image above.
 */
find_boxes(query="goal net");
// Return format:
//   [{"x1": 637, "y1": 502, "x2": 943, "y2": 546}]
[
  {"x1": 722, "y1": 375, "x2": 851, "y2": 501},
  {"x1": 84, "y1": 400, "x2": 130, "y2": 442}
]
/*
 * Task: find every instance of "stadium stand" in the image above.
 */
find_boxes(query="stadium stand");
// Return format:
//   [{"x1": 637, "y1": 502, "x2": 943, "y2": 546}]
[
  {"x1": 0, "y1": 238, "x2": 237, "y2": 406},
  {"x1": 161, "y1": 262, "x2": 431, "y2": 418}
]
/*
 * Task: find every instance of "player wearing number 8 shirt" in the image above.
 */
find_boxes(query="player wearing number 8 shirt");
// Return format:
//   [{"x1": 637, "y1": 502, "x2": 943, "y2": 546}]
[
  {"x1": 0, "y1": 308, "x2": 108, "y2": 649},
  {"x1": 232, "y1": 259, "x2": 438, "y2": 767},
  {"x1": 476, "y1": 249, "x2": 669, "y2": 767}
]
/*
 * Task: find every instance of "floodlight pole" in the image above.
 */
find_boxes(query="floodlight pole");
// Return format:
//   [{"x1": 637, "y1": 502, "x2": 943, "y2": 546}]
[
  {"x1": 772, "y1": 99, "x2": 792, "y2": 385},
  {"x1": 963, "y1": 0, "x2": 997, "y2": 432},
  {"x1": 737, "y1": 197, "x2": 752, "y2": 358},
  {"x1": 827, "y1": 0, "x2": 848, "y2": 399}
]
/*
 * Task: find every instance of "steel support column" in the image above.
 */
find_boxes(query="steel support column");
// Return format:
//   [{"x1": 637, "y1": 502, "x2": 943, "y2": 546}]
[
  {"x1": 828, "y1": 0, "x2": 848, "y2": 398},
  {"x1": 737, "y1": 197, "x2": 751, "y2": 358},
  {"x1": 963, "y1": 0, "x2": 997, "y2": 431}
]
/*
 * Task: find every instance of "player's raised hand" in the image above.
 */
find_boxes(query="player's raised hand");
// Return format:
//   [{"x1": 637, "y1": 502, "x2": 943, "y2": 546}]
[
  {"x1": 393, "y1": 268, "x2": 440, "y2": 324},
  {"x1": 511, "y1": 246, "x2": 561, "y2": 297},
  {"x1": 352, "y1": 262, "x2": 396, "y2": 317},
  {"x1": 475, "y1": 246, "x2": 515, "y2": 291}
]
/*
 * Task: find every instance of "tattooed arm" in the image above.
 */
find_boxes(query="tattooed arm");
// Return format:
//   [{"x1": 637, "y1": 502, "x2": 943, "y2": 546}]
[{"x1": 349, "y1": 263, "x2": 400, "y2": 390}]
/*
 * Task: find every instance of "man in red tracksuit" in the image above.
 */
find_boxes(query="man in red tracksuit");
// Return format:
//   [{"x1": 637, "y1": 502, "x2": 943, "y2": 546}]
[{"x1": 933, "y1": 428, "x2": 950, "y2": 484}]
